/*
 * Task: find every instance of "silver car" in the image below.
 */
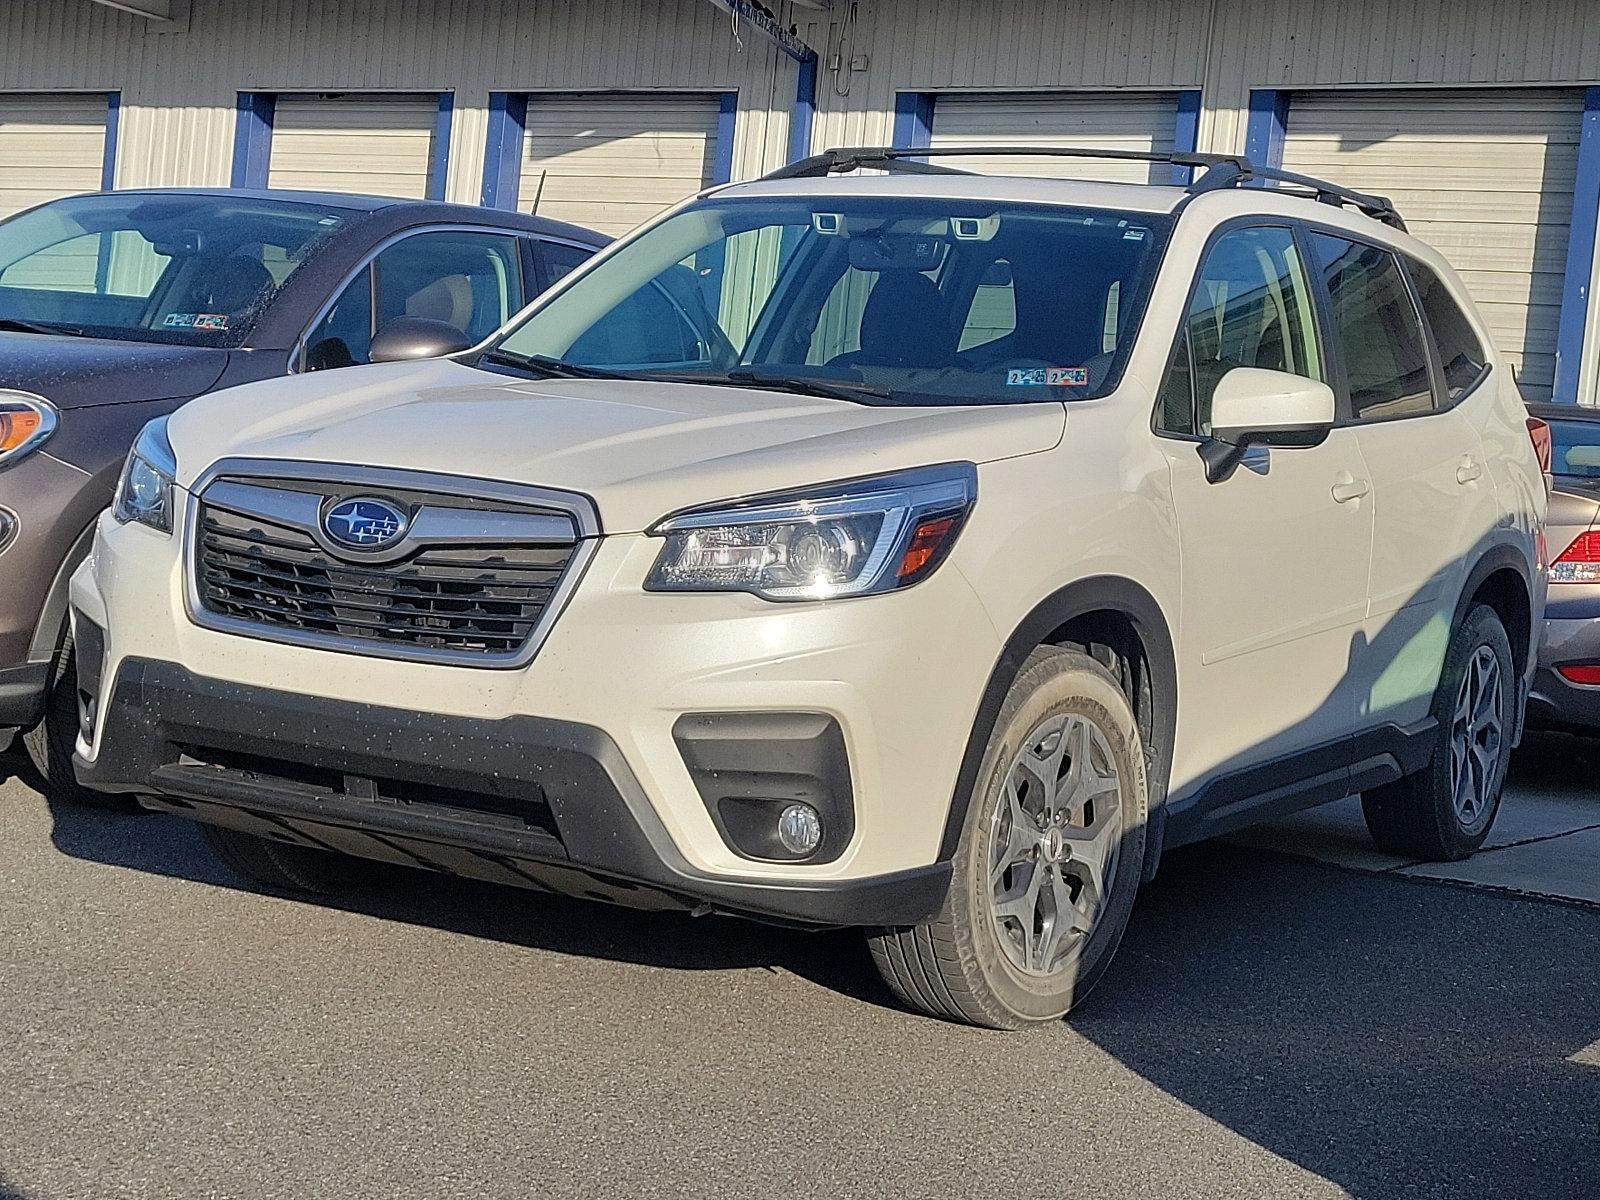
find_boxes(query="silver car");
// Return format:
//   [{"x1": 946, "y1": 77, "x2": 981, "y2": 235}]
[{"x1": 1527, "y1": 402, "x2": 1600, "y2": 730}]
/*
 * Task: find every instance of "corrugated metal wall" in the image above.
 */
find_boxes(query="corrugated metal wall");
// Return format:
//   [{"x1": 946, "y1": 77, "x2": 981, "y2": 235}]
[
  {"x1": 5, "y1": 0, "x2": 1600, "y2": 393},
  {"x1": 0, "y1": 0, "x2": 800, "y2": 202},
  {"x1": 6, "y1": 1, "x2": 1600, "y2": 194}
]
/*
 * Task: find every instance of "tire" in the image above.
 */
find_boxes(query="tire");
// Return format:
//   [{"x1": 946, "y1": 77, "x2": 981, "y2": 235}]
[
  {"x1": 868, "y1": 647, "x2": 1148, "y2": 1029},
  {"x1": 22, "y1": 630, "x2": 140, "y2": 812},
  {"x1": 1362, "y1": 603, "x2": 1514, "y2": 862},
  {"x1": 201, "y1": 824, "x2": 360, "y2": 897}
]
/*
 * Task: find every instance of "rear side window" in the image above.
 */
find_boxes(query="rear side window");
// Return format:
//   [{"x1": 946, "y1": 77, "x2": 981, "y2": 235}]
[
  {"x1": 1409, "y1": 259, "x2": 1489, "y2": 400},
  {"x1": 1308, "y1": 233, "x2": 1435, "y2": 421},
  {"x1": 1155, "y1": 225, "x2": 1323, "y2": 437}
]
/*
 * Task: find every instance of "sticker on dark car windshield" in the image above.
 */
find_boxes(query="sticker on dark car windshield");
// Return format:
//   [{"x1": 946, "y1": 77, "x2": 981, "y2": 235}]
[
  {"x1": 1006, "y1": 367, "x2": 1089, "y2": 387},
  {"x1": 162, "y1": 312, "x2": 230, "y2": 330}
]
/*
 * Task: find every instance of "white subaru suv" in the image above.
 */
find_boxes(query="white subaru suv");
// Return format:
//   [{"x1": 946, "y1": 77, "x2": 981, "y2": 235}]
[{"x1": 71, "y1": 147, "x2": 1545, "y2": 1028}]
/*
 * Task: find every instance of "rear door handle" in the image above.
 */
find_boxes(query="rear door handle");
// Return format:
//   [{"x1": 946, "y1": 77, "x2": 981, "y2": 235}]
[
  {"x1": 1331, "y1": 474, "x2": 1370, "y2": 504},
  {"x1": 1457, "y1": 456, "x2": 1484, "y2": 484}
]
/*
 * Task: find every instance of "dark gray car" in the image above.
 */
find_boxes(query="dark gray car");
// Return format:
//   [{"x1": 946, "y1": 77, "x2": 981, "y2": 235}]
[
  {"x1": 1526, "y1": 402, "x2": 1600, "y2": 730},
  {"x1": 0, "y1": 188, "x2": 605, "y2": 798}
]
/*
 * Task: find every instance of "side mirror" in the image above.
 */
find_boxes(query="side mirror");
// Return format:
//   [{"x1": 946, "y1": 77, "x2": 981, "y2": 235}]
[
  {"x1": 1199, "y1": 367, "x2": 1337, "y2": 483},
  {"x1": 368, "y1": 316, "x2": 473, "y2": 364}
]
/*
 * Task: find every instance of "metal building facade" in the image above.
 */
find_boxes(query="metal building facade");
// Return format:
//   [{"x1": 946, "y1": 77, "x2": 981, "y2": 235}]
[{"x1": 3, "y1": 0, "x2": 1600, "y2": 400}]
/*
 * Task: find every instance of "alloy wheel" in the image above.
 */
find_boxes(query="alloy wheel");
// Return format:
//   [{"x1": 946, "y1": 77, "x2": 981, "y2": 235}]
[
  {"x1": 987, "y1": 712, "x2": 1123, "y2": 978},
  {"x1": 1449, "y1": 644, "x2": 1504, "y2": 834}
]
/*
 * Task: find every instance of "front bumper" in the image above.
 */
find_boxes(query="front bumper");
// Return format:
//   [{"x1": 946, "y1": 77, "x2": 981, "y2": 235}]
[
  {"x1": 72, "y1": 485, "x2": 1002, "y2": 924},
  {"x1": 78, "y1": 656, "x2": 951, "y2": 927}
]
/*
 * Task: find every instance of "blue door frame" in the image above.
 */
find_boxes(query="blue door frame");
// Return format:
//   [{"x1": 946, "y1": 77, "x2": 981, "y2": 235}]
[{"x1": 232, "y1": 91, "x2": 454, "y2": 199}]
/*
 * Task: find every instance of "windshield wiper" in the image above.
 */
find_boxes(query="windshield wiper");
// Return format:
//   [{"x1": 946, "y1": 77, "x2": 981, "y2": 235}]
[
  {"x1": 0, "y1": 317, "x2": 78, "y2": 336},
  {"x1": 478, "y1": 349, "x2": 634, "y2": 380},
  {"x1": 675, "y1": 369, "x2": 894, "y2": 405}
]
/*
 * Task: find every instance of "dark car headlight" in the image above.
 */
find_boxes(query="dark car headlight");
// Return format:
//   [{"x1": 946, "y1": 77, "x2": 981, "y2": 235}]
[{"x1": 0, "y1": 391, "x2": 58, "y2": 471}]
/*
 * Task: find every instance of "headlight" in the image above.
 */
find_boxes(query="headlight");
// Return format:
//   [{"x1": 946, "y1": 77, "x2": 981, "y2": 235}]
[
  {"x1": 0, "y1": 391, "x2": 58, "y2": 470},
  {"x1": 647, "y1": 463, "x2": 976, "y2": 601},
  {"x1": 112, "y1": 416, "x2": 177, "y2": 534}
]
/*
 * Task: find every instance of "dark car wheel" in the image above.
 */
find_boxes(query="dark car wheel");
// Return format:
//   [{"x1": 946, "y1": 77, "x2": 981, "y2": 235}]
[
  {"x1": 1362, "y1": 603, "x2": 1514, "y2": 861},
  {"x1": 868, "y1": 647, "x2": 1148, "y2": 1029},
  {"x1": 22, "y1": 631, "x2": 140, "y2": 812}
]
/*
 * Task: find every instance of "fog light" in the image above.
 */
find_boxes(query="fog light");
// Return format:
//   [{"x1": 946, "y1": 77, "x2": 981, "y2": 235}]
[
  {"x1": 0, "y1": 508, "x2": 14, "y2": 551},
  {"x1": 777, "y1": 803, "x2": 822, "y2": 856}
]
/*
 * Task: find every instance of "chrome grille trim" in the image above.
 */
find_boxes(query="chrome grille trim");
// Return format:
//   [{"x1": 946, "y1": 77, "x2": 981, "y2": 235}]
[{"x1": 182, "y1": 459, "x2": 602, "y2": 670}]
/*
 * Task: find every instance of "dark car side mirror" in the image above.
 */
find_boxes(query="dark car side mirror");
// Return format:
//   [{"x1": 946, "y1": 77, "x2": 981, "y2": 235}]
[{"x1": 368, "y1": 316, "x2": 473, "y2": 364}]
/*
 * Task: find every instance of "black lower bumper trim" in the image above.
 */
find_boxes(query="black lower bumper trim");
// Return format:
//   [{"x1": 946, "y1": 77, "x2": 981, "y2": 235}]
[
  {"x1": 0, "y1": 660, "x2": 49, "y2": 732},
  {"x1": 76, "y1": 658, "x2": 949, "y2": 928}
]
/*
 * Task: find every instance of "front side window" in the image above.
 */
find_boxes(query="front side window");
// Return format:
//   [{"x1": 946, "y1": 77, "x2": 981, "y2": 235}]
[
  {"x1": 0, "y1": 192, "x2": 347, "y2": 347},
  {"x1": 490, "y1": 198, "x2": 1171, "y2": 406},
  {"x1": 1309, "y1": 233, "x2": 1435, "y2": 421},
  {"x1": 1409, "y1": 258, "x2": 1489, "y2": 401},
  {"x1": 304, "y1": 230, "x2": 526, "y2": 371},
  {"x1": 1156, "y1": 225, "x2": 1323, "y2": 436},
  {"x1": 373, "y1": 230, "x2": 524, "y2": 347}
]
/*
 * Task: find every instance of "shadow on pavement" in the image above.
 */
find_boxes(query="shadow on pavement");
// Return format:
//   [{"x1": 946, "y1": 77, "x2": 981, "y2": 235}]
[
  {"x1": 1079, "y1": 841, "x2": 1600, "y2": 1199},
  {"x1": 31, "y1": 752, "x2": 1600, "y2": 1197}
]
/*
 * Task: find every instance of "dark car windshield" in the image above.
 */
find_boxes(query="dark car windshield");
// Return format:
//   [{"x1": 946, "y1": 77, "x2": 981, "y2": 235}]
[
  {"x1": 0, "y1": 192, "x2": 350, "y2": 347},
  {"x1": 491, "y1": 197, "x2": 1172, "y2": 405},
  {"x1": 1546, "y1": 416, "x2": 1600, "y2": 479}
]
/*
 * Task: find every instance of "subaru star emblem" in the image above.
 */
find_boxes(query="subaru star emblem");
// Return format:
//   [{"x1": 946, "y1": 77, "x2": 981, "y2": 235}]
[{"x1": 322, "y1": 497, "x2": 409, "y2": 550}]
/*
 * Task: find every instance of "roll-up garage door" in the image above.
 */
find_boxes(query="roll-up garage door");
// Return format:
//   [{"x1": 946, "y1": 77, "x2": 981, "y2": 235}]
[
  {"x1": 929, "y1": 92, "x2": 1178, "y2": 183},
  {"x1": 1281, "y1": 89, "x2": 1581, "y2": 402},
  {"x1": 0, "y1": 93, "x2": 107, "y2": 219},
  {"x1": 519, "y1": 94, "x2": 721, "y2": 236},
  {"x1": 268, "y1": 94, "x2": 438, "y2": 199}
]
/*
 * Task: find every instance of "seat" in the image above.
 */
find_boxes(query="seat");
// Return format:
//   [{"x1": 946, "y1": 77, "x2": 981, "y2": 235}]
[
  {"x1": 176, "y1": 255, "x2": 276, "y2": 318},
  {"x1": 831, "y1": 271, "x2": 957, "y2": 370},
  {"x1": 404, "y1": 274, "x2": 475, "y2": 332}
]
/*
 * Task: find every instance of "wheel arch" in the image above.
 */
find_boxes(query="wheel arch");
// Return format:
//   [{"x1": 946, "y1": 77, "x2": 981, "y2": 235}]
[{"x1": 939, "y1": 576, "x2": 1178, "y2": 880}]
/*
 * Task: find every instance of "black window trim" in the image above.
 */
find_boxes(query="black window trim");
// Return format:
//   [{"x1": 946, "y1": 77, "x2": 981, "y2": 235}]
[
  {"x1": 1299, "y1": 218, "x2": 1486, "y2": 429},
  {"x1": 1148, "y1": 215, "x2": 1339, "y2": 444},
  {"x1": 1400, "y1": 251, "x2": 1495, "y2": 410}
]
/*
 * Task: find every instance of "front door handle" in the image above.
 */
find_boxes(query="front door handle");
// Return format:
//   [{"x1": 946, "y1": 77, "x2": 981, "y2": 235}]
[
  {"x1": 1331, "y1": 473, "x2": 1370, "y2": 504},
  {"x1": 1457, "y1": 456, "x2": 1484, "y2": 484}
]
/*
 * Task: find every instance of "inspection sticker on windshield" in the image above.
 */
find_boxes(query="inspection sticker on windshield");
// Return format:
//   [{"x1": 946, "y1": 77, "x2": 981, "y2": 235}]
[
  {"x1": 163, "y1": 312, "x2": 229, "y2": 330},
  {"x1": 1007, "y1": 367, "x2": 1088, "y2": 388}
]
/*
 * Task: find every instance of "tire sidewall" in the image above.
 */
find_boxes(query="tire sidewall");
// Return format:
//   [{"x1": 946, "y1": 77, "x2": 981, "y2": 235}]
[{"x1": 952, "y1": 650, "x2": 1148, "y2": 1022}]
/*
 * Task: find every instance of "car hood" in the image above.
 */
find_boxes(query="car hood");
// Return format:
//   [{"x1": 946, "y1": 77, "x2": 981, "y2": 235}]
[
  {"x1": 0, "y1": 331, "x2": 231, "y2": 410},
  {"x1": 168, "y1": 359, "x2": 1066, "y2": 532}
]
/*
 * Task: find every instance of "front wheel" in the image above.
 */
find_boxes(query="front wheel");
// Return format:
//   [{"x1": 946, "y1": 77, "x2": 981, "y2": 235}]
[
  {"x1": 201, "y1": 824, "x2": 364, "y2": 896},
  {"x1": 868, "y1": 647, "x2": 1148, "y2": 1029},
  {"x1": 22, "y1": 631, "x2": 140, "y2": 811},
  {"x1": 1362, "y1": 603, "x2": 1514, "y2": 861}
]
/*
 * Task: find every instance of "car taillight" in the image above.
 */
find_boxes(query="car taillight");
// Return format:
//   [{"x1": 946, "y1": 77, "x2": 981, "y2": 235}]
[
  {"x1": 1557, "y1": 663, "x2": 1600, "y2": 686},
  {"x1": 1551, "y1": 530, "x2": 1600, "y2": 583},
  {"x1": 1527, "y1": 416, "x2": 1552, "y2": 474}
]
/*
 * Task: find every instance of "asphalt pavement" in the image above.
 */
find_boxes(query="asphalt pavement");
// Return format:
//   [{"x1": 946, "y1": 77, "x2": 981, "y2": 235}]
[{"x1": 1, "y1": 746, "x2": 1596, "y2": 1200}]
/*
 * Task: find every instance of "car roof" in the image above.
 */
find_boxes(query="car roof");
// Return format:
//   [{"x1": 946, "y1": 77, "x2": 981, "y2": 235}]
[{"x1": 60, "y1": 187, "x2": 608, "y2": 244}]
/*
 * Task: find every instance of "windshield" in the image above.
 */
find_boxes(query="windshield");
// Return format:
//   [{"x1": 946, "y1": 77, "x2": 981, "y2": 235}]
[
  {"x1": 0, "y1": 193, "x2": 349, "y2": 347},
  {"x1": 491, "y1": 197, "x2": 1172, "y2": 405}
]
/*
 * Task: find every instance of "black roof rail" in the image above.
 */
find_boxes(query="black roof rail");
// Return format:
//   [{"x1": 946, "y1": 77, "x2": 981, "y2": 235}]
[{"x1": 758, "y1": 145, "x2": 1406, "y2": 230}]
